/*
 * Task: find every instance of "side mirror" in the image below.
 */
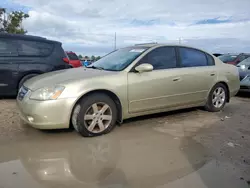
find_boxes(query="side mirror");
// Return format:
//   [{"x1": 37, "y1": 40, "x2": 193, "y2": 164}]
[{"x1": 135, "y1": 63, "x2": 153, "y2": 73}]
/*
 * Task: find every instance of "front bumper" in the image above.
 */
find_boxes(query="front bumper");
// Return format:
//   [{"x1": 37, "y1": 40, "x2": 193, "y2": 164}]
[{"x1": 17, "y1": 92, "x2": 77, "y2": 129}]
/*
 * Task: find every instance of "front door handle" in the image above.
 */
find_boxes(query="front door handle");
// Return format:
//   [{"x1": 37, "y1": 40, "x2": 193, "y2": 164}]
[
  {"x1": 210, "y1": 73, "x2": 215, "y2": 76},
  {"x1": 172, "y1": 77, "x2": 181, "y2": 81}
]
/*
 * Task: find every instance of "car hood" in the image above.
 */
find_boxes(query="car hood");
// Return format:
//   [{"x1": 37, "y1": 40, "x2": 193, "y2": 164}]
[{"x1": 24, "y1": 68, "x2": 118, "y2": 91}]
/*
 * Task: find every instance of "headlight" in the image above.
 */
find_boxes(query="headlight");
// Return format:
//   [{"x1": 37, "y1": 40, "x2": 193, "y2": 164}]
[
  {"x1": 240, "y1": 65, "x2": 246, "y2": 70},
  {"x1": 30, "y1": 86, "x2": 65, "y2": 101}
]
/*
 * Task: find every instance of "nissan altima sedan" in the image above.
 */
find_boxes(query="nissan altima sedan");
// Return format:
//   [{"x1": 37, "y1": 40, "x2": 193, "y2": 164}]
[{"x1": 17, "y1": 44, "x2": 240, "y2": 137}]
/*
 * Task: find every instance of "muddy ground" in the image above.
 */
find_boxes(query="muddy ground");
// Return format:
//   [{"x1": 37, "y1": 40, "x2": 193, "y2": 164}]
[{"x1": 0, "y1": 95, "x2": 249, "y2": 188}]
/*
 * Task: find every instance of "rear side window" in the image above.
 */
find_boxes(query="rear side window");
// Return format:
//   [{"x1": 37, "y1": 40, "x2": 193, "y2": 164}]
[
  {"x1": 206, "y1": 54, "x2": 215, "y2": 65},
  {"x1": 67, "y1": 53, "x2": 79, "y2": 60},
  {"x1": 0, "y1": 39, "x2": 18, "y2": 57},
  {"x1": 179, "y1": 47, "x2": 208, "y2": 67},
  {"x1": 17, "y1": 40, "x2": 54, "y2": 56},
  {"x1": 141, "y1": 47, "x2": 177, "y2": 70}
]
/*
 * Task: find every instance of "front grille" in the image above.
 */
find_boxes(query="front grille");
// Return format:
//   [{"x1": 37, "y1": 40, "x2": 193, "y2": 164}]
[{"x1": 18, "y1": 86, "x2": 28, "y2": 101}]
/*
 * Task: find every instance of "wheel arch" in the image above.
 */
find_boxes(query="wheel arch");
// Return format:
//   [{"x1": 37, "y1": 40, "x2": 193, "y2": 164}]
[
  {"x1": 17, "y1": 71, "x2": 43, "y2": 89},
  {"x1": 211, "y1": 81, "x2": 230, "y2": 102},
  {"x1": 70, "y1": 89, "x2": 123, "y2": 127}
]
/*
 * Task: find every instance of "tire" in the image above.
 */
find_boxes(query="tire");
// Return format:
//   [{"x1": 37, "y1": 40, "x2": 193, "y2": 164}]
[
  {"x1": 205, "y1": 83, "x2": 228, "y2": 112},
  {"x1": 73, "y1": 93, "x2": 118, "y2": 137},
  {"x1": 18, "y1": 74, "x2": 38, "y2": 89}
]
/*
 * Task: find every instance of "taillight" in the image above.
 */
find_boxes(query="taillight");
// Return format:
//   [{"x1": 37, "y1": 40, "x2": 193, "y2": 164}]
[{"x1": 63, "y1": 57, "x2": 69, "y2": 63}]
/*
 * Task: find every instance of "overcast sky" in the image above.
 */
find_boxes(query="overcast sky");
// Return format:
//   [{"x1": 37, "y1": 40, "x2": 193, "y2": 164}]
[{"x1": 2, "y1": 0, "x2": 250, "y2": 56}]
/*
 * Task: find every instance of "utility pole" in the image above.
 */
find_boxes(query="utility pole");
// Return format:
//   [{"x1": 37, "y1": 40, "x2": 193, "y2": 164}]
[
  {"x1": 179, "y1": 37, "x2": 181, "y2": 44},
  {"x1": 114, "y1": 32, "x2": 116, "y2": 50}
]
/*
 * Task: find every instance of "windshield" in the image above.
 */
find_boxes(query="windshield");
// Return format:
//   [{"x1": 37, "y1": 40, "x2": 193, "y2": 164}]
[
  {"x1": 89, "y1": 47, "x2": 148, "y2": 71},
  {"x1": 238, "y1": 57, "x2": 250, "y2": 66},
  {"x1": 218, "y1": 54, "x2": 237, "y2": 63}
]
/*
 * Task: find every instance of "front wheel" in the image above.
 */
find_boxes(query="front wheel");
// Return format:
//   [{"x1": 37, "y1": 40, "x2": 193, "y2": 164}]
[
  {"x1": 72, "y1": 93, "x2": 118, "y2": 137},
  {"x1": 205, "y1": 83, "x2": 228, "y2": 112}
]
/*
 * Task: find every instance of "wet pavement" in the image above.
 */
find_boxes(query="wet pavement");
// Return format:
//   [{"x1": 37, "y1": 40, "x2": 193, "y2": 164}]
[{"x1": 0, "y1": 96, "x2": 250, "y2": 188}]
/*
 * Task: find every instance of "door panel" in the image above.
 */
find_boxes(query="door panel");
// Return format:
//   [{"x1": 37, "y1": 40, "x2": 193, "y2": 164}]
[
  {"x1": 128, "y1": 46, "x2": 182, "y2": 113},
  {"x1": 175, "y1": 66, "x2": 217, "y2": 103},
  {"x1": 128, "y1": 69, "x2": 184, "y2": 113},
  {"x1": 177, "y1": 47, "x2": 218, "y2": 103},
  {"x1": 127, "y1": 66, "x2": 216, "y2": 113}
]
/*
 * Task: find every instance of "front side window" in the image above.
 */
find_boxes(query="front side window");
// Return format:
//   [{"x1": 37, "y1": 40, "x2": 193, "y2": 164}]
[
  {"x1": 140, "y1": 47, "x2": 177, "y2": 70},
  {"x1": 90, "y1": 47, "x2": 148, "y2": 71},
  {"x1": 179, "y1": 47, "x2": 207, "y2": 67},
  {"x1": 17, "y1": 40, "x2": 53, "y2": 56},
  {"x1": 0, "y1": 39, "x2": 18, "y2": 57}
]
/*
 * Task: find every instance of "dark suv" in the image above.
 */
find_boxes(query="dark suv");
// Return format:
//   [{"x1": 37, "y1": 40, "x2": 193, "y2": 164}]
[{"x1": 0, "y1": 33, "x2": 71, "y2": 96}]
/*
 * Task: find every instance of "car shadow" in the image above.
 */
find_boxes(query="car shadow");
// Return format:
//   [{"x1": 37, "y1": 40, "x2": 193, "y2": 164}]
[
  {"x1": 236, "y1": 92, "x2": 250, "y2": 98},
  {"x1": 0, "y1": 96, "x2": 16, "y2": 100}
]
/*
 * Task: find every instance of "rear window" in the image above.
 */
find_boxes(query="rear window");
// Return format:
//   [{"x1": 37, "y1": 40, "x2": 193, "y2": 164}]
[
  {"x1": 67, "y1": 53, "x2": 79, "y2": 60},
  {"x1": 17, "y1": 40, "x2": 54, "y2": 56}
]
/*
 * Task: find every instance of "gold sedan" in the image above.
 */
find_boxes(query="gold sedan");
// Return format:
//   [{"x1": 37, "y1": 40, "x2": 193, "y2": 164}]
[{"x1": 17, "y1": 44, "x2": 240, "y2": 137}]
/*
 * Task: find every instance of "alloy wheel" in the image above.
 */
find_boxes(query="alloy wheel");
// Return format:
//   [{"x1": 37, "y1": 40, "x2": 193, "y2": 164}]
[
  {"x1": 84, "y1": 102, "x2": 112, "y2": 133},
  {"x1": 212, "y1": 87, "x2": 226, "y2": 108}
]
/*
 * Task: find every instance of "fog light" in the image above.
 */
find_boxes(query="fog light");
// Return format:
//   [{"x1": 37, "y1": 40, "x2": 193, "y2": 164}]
[{"x1": 27, "y1": 116, "x2": 34, "y2": 123}]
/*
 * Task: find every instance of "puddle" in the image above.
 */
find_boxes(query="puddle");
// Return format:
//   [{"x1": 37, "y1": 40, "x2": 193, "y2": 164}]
[{"x1": 0, "y1": 123, "x2": 248, "y2": 188}]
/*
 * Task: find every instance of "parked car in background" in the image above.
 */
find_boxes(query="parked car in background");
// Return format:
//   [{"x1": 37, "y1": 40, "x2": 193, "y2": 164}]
[
  {"x1": 0, "y1": 33, "x2": 71, "y2": 96},
  {"x1": 17, "y1": 44, "x2": 240, "y2": 137},
  {"x1": 218, "y1": 53, "x2": 250, "y2": 65},
  {"x1": 81, "y1": 59, "x2": 92, "y2": 67},
  {"x1": 65, "y1": 51, "x2": 82, "y2": 68},
  {"x1": 237, "y1": 57, "x2": 250, "y2": 92},
  {"x1": 237, "y1": 57, "x2": 250, "y2": 71}
]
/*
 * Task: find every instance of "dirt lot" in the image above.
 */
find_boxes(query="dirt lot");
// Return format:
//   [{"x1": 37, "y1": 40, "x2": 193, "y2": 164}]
[{"x1": 0, "y1": 95, "x2": 250, "y2": 188}]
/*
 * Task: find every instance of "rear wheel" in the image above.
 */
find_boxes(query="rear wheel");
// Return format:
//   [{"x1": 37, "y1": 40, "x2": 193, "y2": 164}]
[
  {"x1": 205, "y1": 83, "x2": 228, "y2": 112},
  {"x1": 72, "y1": 93, "x2": 118, "y2": 137}
]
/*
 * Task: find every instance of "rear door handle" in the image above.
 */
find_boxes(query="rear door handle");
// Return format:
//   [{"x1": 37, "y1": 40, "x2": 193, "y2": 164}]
[
  {"x1": 172, "y1": 77, "x2": 181, "y2": 81},
  {"x1": 210, "y1": 73, "x2": 216, "y2": 76}
]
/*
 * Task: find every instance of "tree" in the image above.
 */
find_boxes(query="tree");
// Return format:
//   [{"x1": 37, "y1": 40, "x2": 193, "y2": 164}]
[
  {"x1": 91, "y1": 55, "x2": 95, "y2": 61},
  {"x1": 0, "y1": 9, "x2": 29, "y2": 34},
  {"x1": 84, "y1": 56, "x2": 89, "y2": 60},
  {"x1": 95, "y1": 56, "x2": 101, "y2": 61},
  {"x1": 78, "y1": 54, "x2": 83, "y2": 59}
]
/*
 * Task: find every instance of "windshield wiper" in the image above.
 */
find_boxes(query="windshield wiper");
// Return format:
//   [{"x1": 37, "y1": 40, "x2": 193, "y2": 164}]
[
  {"x1": 86, "y1": 65, "x2": 118, "y2": 71},
  {"x1": 86, "y1": 65, "x2": 104, "y2": 70}
]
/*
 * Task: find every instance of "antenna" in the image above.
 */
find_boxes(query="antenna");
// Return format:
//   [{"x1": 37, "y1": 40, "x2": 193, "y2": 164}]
[{"x1": 114, "y1": 32, "x2": 116, "y2": 50}]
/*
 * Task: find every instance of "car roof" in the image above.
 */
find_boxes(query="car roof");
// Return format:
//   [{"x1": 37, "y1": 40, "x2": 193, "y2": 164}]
[
  {"x1": 0, "y1": 33, "x2": 61, "y2": 44},
  {"x1": 130, "y1": 43, "x2": 212, "y2": 54}
]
